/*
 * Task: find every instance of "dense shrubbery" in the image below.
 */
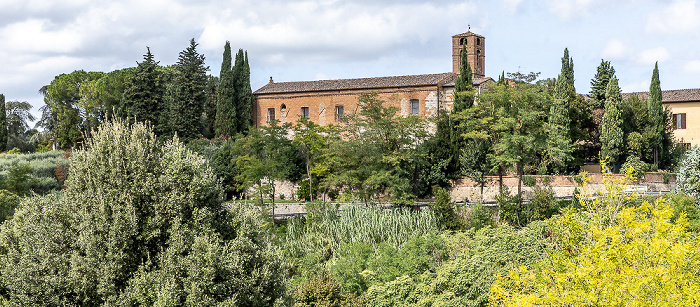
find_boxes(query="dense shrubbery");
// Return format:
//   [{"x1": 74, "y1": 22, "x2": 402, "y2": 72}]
[{"x1": 0, "y1": 121, "x2": 285, "y2": 305}]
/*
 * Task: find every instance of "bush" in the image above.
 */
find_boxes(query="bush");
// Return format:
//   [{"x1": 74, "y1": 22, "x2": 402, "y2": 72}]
[
  {"x1": 529, "y1": 186, "x2": 559, "y2": 221},
  {"x1": 621, "y1": 155, "x2": 649, "y2": 179},
  {"x1": 497, "y1": 187, "x2": 528, "y2": 227},
  {"x1": 432, "y1": 186, "x2": 463, "y2": 230},
  {"x1": 466, "y1": 203, "x2": 494, "y2": 231},
  {"x1": 294, "y1": 273, "x2": 360, "y2": 307},
  {"x1": 0, "y1": 190, "x2": 19, "y2": 224},
  {"x1": 675, "y1": 145, "x2": 700, "y2": 201},
  {"x1": 0, "y1": 121, "x2": 286, "y2": 305}
]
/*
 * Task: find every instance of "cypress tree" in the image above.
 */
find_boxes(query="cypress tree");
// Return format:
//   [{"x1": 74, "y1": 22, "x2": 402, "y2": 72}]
[
  {"x1": 121, "y1": 47, "x2": 163, "y2": 128},
  {"x1": 215, "y1": 41, "x2": 236, "y2": 138},
  {"x1": 600, "y1": 76, "x2": 624, "y2": 163},
  {"x1": 546, "y1": 48, "x2": 575, "y2": 173},
  {"x1": 0, "y1": 94, "x2": 6, "y2": 151},
  {"x1": 647, "y1": 62, "x2": 663, "y2": 165},
  {"x1": 590, "y1": 60, "x2": 615, "y2": 109},
  {"x1": 452, "y1": 44, "x2": 474, "y2": 113},
  {"x1": 168, "y1": 39, "x2": 208, "y2": 141},
  {"x1": 238, "y1": 51, "x2": 253, "y2": 133}
]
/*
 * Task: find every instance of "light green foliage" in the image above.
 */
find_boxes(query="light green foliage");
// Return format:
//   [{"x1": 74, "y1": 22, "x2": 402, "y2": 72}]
[
  {"x1": 675, "y1": 145, "x2": 700, "y2": 201},
  {"x1": 0, "y1": 121, "x2": 285, "y2": 305},
  {"x1": 621, "y1": 155, "x2": 649, "y2": 178},
  {"x1": 467, "y1": 202, "x2": 495, "y2": 230},
  {"x1": 1, "y1": 161, "x2": 35, "y2": 196},
  {"x1": 294, "y1": 273, "x2": 361, "y2": 307},
  {"x1": 364, "y1": 224, "x2": 549, "y2": 307},
  {"x1": 0, "y1": 189, "x2": 19, "y2": 223},
  {"x1": 530, "y1": 185, "x2": 559, "y2": 221},
  {"x1": 0, "y1": 151, "x2": 69, "y2": 194},
  {"x1": 600, "y1": 76, "x2": 624, "y2": 163},
  {"x1": 489, "y1": 171, "x2": 700, "y2": 306},
  {"x1": 293, "y1": 117, "x2": 335, "y2": 202}
]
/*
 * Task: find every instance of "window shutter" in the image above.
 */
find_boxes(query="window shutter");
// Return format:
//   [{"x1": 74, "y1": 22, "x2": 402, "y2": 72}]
[{"x1": 682, "y1": 113, "x2": 687, "y2": 129}]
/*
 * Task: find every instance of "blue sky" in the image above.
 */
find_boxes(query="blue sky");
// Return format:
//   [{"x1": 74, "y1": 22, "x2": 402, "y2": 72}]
[{"x1": 1, "y1": 0, "x2": 699, "y2": 122}]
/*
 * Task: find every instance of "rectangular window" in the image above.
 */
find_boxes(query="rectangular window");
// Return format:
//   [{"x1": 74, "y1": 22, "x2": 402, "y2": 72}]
[
  {"x1": 335, "y1": 105, "x2": 344, "y2": 121},
  {"x1": 411, "y1": 99, "x2": 419, "y2": 115},
  {"x1": 267, "y1": 108, "x2": 275, "y2": 122},
  {"x1": 301, "y1": 107, "x2": 310, "y2": 119},
  {"x1": 673, "y1": 113, "x2": 687, "y2": 129}
]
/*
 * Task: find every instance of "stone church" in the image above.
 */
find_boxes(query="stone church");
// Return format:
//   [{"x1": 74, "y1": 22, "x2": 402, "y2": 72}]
[{"x1": 252, "y1": 30, "x2": 493, "y2": 127}]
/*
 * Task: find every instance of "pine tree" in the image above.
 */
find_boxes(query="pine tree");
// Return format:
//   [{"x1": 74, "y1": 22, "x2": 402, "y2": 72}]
[
  {"x1": 600, "y1": 76, "x2": 624, "y2": 163},
  {"x1": 589, "y1": 60, "x2": 615, "y2": 109},
  {"x1": 215, "y1": 41, "x2": 236, "y2": 138},
  {"x1": 121, "y1": 47, "x2": 163, "y2": 128},
  {"x1": 546, "y1": 48, "x2": 575, "y2": 173},
  {"x1": 647, "y1": 62, "x2": 663, "y2": 165},
  {"x1": 168, "y1": 39, "x2": 208, "y2": 141},
  {"x1": 452, "y1": 44, "x2": 474, "y2": 113},
  {"x1": 0, "y1": 94, "x2": 6, "y2": 151}
]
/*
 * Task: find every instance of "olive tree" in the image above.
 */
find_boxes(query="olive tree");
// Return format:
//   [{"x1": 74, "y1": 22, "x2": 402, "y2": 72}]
[{"x1": 0, "y1": 121, "x2": 286, "y2": 306}]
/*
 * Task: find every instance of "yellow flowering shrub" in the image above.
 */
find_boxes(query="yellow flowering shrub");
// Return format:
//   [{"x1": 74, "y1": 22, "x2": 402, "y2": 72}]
[{"x1": 489, "y1": 167, "x2": 700, "y2": 306}]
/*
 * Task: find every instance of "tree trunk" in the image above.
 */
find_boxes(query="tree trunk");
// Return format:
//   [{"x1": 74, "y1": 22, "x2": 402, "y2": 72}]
[{"x1": 517, "y1": 163, "x2": 523, "y2": 205}]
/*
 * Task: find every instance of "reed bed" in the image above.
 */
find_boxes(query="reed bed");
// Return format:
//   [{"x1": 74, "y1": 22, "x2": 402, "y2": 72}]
[{"x1": 285, "y1": 205, "x2": 439, "y2": 255}]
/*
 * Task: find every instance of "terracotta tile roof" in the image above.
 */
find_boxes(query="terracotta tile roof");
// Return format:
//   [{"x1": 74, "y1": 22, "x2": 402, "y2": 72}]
[
  {"x1": 254, "y1": 73, "x2": 456, "y2": 95},
  {"x1": 622, "y1": 88, "x2": 700, "y2": 103},
  {"x1": 442, "y1": 76, "x2": 494, "y2": 87}
]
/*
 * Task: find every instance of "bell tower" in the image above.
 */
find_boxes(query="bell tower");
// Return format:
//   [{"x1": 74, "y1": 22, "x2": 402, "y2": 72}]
[{"x1": 452, "y1": 30, "x2": 485, "y2": 78}]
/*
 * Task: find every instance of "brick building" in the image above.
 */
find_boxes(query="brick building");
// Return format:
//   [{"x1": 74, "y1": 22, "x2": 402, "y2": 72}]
[{"x1": 253, "y1": 30, "x2": 492, "y2": 127}]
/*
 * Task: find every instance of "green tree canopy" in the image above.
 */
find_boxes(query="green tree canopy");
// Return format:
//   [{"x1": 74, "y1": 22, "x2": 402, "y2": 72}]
[
  {"x1": 0, "y1": 121, "x2": 286, "y2": 305},
  {"x1": 167, "y1": 38, "x2": 209, "y2": 141},
  {"x1": 0, "y1": 94, "x2": 7, "y2": 150},
  {"x1": 215, "y1": 41, "x2": 236, "y2": 138},
  {"x1": 120, "y1": 47, "x2": 164, "y2": 128},
  {"x1": 600, "y1": 76, "x2": 624, "y2": 163}
]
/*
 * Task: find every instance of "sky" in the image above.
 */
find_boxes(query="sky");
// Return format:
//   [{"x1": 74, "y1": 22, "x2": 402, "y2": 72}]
[{"x1": 1, "y1": 0, "x2": 700, "y2": 123}]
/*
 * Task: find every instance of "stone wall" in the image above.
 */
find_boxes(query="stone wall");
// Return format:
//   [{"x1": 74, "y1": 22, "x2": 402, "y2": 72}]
[{"x1": 450, "y1": 172, "x2": 677, "y2": 202}]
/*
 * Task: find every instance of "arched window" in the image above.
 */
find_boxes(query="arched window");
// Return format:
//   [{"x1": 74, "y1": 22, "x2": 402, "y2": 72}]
[
  {"x1": 477, "y1": 38, "x2": 481, "y2": 45},
  {"x1": 460, "y1": 38, "x2": 466, "y2": 46}
]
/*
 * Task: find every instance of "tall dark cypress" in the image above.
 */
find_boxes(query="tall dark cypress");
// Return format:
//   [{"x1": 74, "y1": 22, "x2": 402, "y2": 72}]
[
  {"x1": 546, "y1": 48, "x2": 574, "y2": 173},
  {"x1": 169, "y1": 39, "x2": 208, "y2": 141},
  {"x1": 232, "y1": 49, "x2": 251, "y2": 133},
  {"x1": 215, "y1": 41, "x2": 236, "y2": 137},
  {"x1": 0, "y1": 94, "x2": 7, "y2": 150},
  {"x1": 648, "y1": 62, "x2": 663, "y2": 165},
  {"x1": 121, "y1": 47, "x2": 163, "y2": 128},
  {"x1": 238, "y1": 51, "x2": 253, "y2": 133},
  {"x1": 452, "y1": 44, "x2": 474, "y2": 113}
]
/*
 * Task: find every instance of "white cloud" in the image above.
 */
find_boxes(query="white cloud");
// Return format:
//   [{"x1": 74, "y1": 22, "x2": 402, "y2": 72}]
[
  {"x1": 601, "y1": 39, "x2": 627, "y2": 59},
  {"x1": 646, "y1": 0, "x2": 700, "y2": 34},
  {"x1": 684, "y1": 60, "x2": 700, "y2": 73},
  {"x1": 636, "y1": 47, "x2": 670, "y2": 65},
  {"x1": 547, "y1": 0, "x2": 600, "y2": 20},
  {"x1": 0, "y1": 19, "x2": 83, "y2": 54},
  {"x1": 620, "y1": 80, "x2": 650, "y2": 93},
  {"x1": 501, "y1": 0, "x2": 524, "y2": 13}
]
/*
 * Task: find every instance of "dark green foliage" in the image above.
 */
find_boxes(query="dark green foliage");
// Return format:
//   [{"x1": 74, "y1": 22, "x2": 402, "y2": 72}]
[
  {"x1": 415, "y1": 112, "x2": 460, "y2": 196},
  {"x1": 600, "y1": 76, "x2": 624, "y2": 163},
  {"x1": 121, "y1": 47, "x2": 163, "y2": 128},
  {"x1": 453, "y1": 44, "x2": 475, "y2": 113},
  {"x1": 215, "y1": 41, "x2": 236, "y2": 138},
  {"x1": 0, "y1": 94, "x2": 7, "y2": 150},
  {"x1": 202, "y1": 75, "x2": 218, "y2": 138},
  {"x1": 5, "y1": 100, "x2": 37, "y2": 152},
  {"x1": 1, "y1": 161, "x2": 36, "y2": 196},
  {"x1": 589, "y1": 60, "x2": 616, "y2": 109},
  {"x1": 667, "y1": 193, "x2": 700, "y2": 232},
  {"x1": 297, "y1": 177, "x2": 320, "y2": 201},
  {"x1": 530, "y1": 186, "x2": 559, "y2": 221},
  {"x1": 167, "y1": 39, "x2": 209, "y2": 141},
  {"x1": 0, "y1": 121, "x2": 286, "y2": 305},
  {"x1": 546, "y1": 48, "x2": 575, "y2": 173},
  {"x1": 432, "y1": 186, "x2": 463, "y2": 230},
  {"x1": 461, "y1": 138, "x2": 491, "y2": 200},
  {"x1": 235, "y1": 50, "x2": 253, "y2": 133},
  {"x1": 497, "y1": 187, "x2": 528, "y2": 227}
]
